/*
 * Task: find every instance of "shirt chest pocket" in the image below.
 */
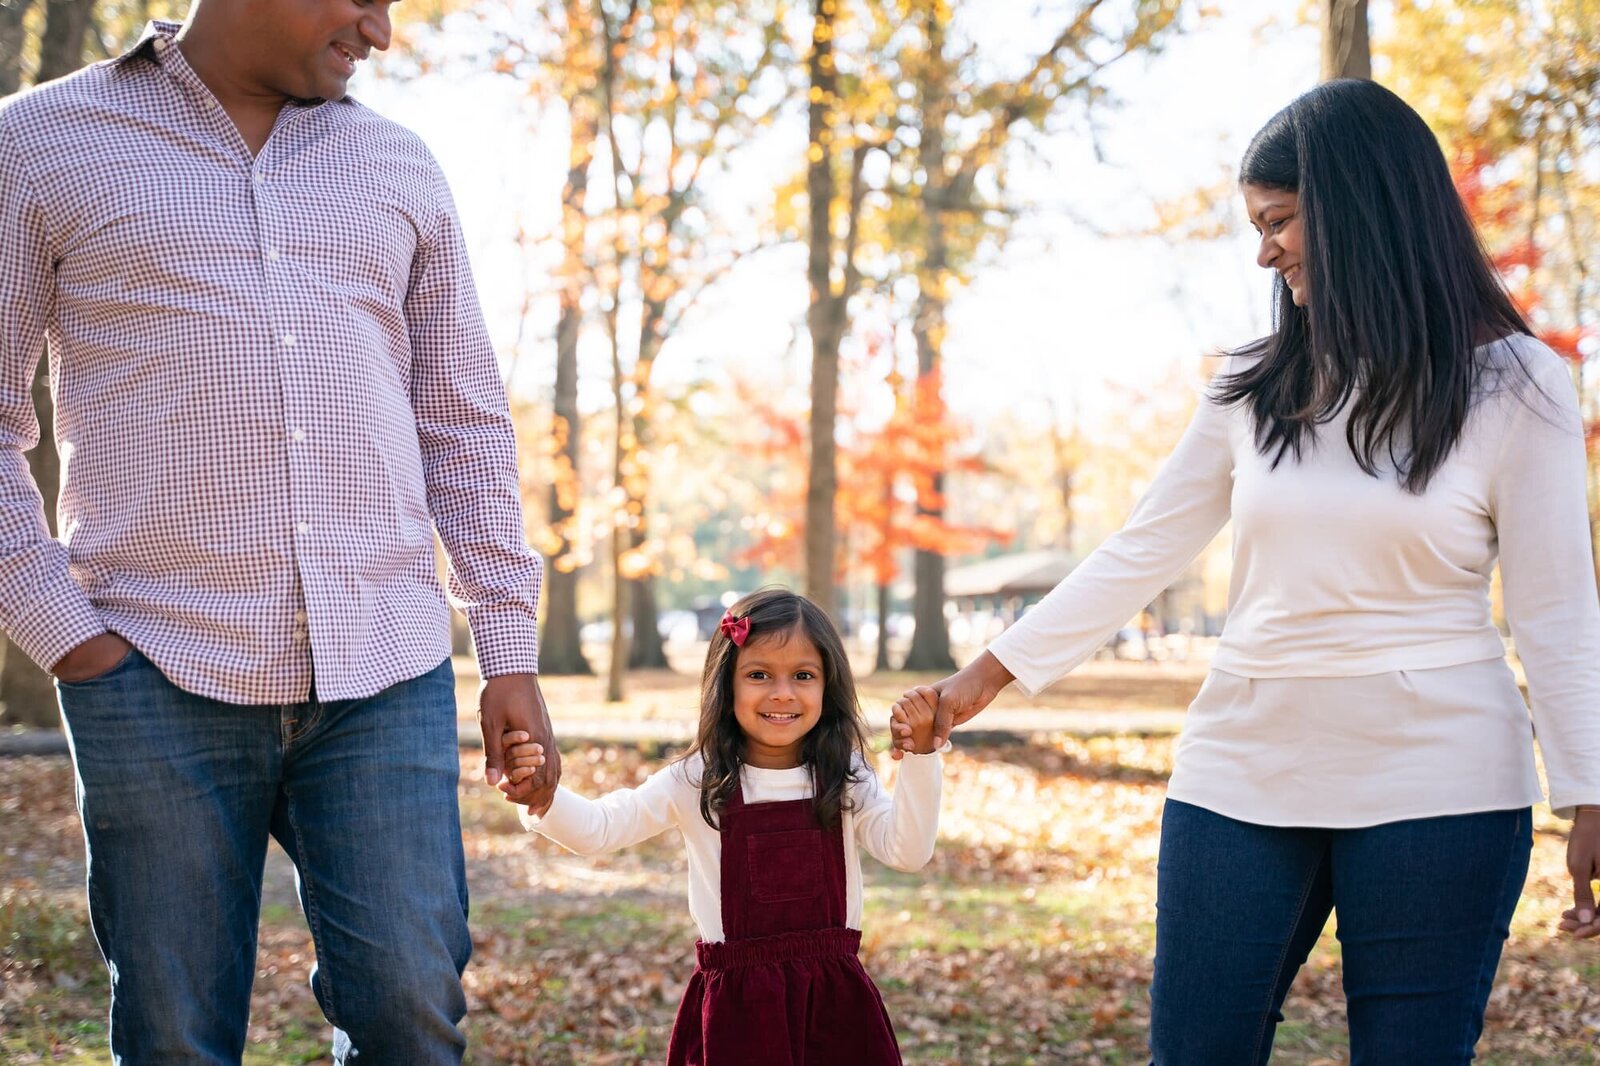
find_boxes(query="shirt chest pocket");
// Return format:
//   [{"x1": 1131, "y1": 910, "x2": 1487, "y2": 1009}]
[{"x1": 745, "y1": 829, "x2": 824, "y2": 903}]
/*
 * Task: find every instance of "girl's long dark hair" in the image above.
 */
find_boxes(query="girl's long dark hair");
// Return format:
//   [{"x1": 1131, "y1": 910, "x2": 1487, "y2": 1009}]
[
  {"x1": 1216, "y1": 78, "x2": 1531, "y2": 493},
  {"x1": 682, "y1": 587, "x2": 872, "y2": 830}
]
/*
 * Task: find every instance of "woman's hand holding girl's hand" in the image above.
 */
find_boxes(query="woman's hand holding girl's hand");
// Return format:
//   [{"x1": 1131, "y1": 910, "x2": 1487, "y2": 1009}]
[
  {"x1": 1559, "y1": 807, "x2": 1600, "y2": 939},
  {"x1": 890, "y1": 687, "x2": 939, "y2": 755},
  {"x1": 498, "y1": 730, "x2": 554, "y2": 818},
  {"x1": 891, "y1": 651, "x2": 1016, "y2": 759}
]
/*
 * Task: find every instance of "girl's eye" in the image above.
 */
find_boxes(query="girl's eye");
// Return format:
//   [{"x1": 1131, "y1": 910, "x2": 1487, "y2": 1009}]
[
  {"x1": 746, "y1": 670, "x2": 768, "y2": 681},
  {"x1": 1268, "y1": 215, "x2": 1293, "y2": 232},
  {"x1": 794, "y1": 671, "x2": 816, "y2": 681}
]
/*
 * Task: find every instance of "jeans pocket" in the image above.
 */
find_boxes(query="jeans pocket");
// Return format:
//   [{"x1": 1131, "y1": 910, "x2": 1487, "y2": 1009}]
[
  {"x1": 55, "y1": 646, "x2": 143, "y2": 689},
  {"x1": 747, "y1": 829, "x2": 824, "y2": 903}
]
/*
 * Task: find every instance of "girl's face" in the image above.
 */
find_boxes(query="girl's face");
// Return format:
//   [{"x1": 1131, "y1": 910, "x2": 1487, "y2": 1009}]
[
  {"x1": 1242, "y1": 183, "x2": 1307, "y2": 307},
  {"x1": 731, "y1": 628, "x2": 825, "y2": 769}
]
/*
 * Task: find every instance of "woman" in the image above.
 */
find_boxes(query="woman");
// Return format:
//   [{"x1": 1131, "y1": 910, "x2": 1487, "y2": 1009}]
[{"x1": 897, "y1": 79, "x2": 1600, "y2": 1062}]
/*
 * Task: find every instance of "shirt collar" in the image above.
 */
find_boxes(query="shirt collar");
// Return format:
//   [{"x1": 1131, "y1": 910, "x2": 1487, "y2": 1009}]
[{"x1": 113, "y1": 20, "x2": 182, "y2": 66}]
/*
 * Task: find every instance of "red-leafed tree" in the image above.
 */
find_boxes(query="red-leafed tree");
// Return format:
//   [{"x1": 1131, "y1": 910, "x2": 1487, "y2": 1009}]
[
  {"x1": 735, "y1": 335, "x2": 1009, "y2": 670},
  {"x1": 1455, "y1": 148, "x2": 1598, "y2": 445}
]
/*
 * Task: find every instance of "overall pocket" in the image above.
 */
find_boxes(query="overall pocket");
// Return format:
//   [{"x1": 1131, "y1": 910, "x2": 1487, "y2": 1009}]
[{"x1": 746, "y1": 829, "x2": 823, "y2": 903}]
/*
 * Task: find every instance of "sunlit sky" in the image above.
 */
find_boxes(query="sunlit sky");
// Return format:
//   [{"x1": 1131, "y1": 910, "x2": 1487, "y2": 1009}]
[{"x1": 351, "y1": 0, "x2": 1339, "y2": 439}]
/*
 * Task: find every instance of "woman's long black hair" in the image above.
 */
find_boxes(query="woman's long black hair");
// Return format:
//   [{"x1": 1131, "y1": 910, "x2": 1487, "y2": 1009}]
[
  {"x1": 1216, "y1": 78, "x2": 1530, "y2": 493},
  {"x1": 682, "y1": 587, "x2": 871, "y2": 830}
]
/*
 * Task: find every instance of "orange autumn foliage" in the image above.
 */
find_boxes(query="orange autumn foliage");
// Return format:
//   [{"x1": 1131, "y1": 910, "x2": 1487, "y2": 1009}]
[{"x1": 732, "y1": 357, "x2": 1009, "y2": 584}]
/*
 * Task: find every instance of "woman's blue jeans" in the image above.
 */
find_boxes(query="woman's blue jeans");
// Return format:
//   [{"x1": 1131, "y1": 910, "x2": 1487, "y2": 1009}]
[
  {"x1": 1150, "y1": 799, "x2": 1531, "y2": 1065},
  {"x1": 56, "y1": 650, "x2": 471, "y2": 1065}
]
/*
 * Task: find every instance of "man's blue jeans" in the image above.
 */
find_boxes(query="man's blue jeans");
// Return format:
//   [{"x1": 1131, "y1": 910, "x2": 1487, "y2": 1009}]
[
  {"x1": 1150, "y1": 799, "x2": 1531, "y2": 1065},
  {"x1": 56, "y1": 650, "x2": 471, "y2": 1065}
]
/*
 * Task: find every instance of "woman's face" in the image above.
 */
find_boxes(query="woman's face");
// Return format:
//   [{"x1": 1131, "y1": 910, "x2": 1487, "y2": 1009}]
[{"x1": 1242, "y1": 183, "x2": 1307, "y2": 307}]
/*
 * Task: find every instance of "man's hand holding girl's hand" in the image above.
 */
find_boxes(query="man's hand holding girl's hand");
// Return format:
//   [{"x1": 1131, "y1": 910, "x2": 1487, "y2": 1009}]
[
  {"x1": 889, "y1": 687, "x2": 939, "y2": 755},
  {"x1": 499, "y1": 730, "x2": 553, "y2": 818}
]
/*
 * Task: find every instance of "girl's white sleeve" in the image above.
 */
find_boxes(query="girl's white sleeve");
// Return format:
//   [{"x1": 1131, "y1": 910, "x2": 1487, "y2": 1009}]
[
  {"x1": 520, "y1": 763, "x2": 685, "y2": 855},
  {"x1": 1491, "y1": 344, "x2": 1600, "y2": 817},
  {"x1": 986, "y1": 366, "x2": 1235, "y2": 695},
  {"x1": 851, "y1": 750, "x2": 944, "y2": 872}
]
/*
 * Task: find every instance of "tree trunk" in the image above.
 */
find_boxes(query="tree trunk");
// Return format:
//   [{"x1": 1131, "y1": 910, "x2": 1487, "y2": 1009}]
[
  {"x1": 606, "y1": 305, "x2": 630, "y2": 701},
  {"x1": 803, "y1": 0, "x2": 841, "y2": 620},
  {"x1": 1, "y1": 0, "x2": 96, "y2": 729},
  {"x1": 539, "y1": 25, "x2": 598, "y2": 676},
  {"x1": 627, "y1": 544, "x2": 668, "y2": 669},
  {"x1": 625, "y1": 313, "x2": 667, "y2": 672},
  {"x1": 901, "y1": 4, "x2": 956, "y2": 673},
  {"x1": 606, "y1": 529, "x2": 631, "y2": 702},
  {"x1": 0, "y1": 0, "x2": 32, "y2": 96},
  {"x1": 540, "y1": 368, "x2": 592, "y2": 673},
  {"x1": 37, "y1": 0, "x2": 91, "y2": 82},
  {"x1": 874, "y1": 578, "x2": 891, "y2": 672},
  {"x1": 1320, "y1": 0, "x2": 1370, "y2": 81}
]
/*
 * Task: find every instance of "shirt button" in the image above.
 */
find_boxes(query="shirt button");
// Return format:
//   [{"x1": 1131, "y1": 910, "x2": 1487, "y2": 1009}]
[
  {"x1": 289, "y1": 428, "x2": 306, "y2": 442},
  {"x1": 281, "y1": 333, "x2": 296, "y2": 347},
  {"x1": 266, "y1": 248, "x2": 281, "y2": 262},
  {"x1": 295, "y1": 521, "x2": 310, "y2": 534},
  {"x1": 294, "y1": 610, "x2": 308, "y2": 624},
  {"x1": 255, "y1": 172, "x2": 266, "y2": 186}
]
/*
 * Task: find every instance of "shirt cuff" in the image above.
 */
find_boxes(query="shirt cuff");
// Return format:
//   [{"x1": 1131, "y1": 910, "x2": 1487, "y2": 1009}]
[
  {"x1": 519, "y1": 785, "x2": 577, "y2": 834},
  {"x1": 899, "y1": 740, "x2": 951, "y2": 766},
  {"x1": 467, "y1": 601, "x2": 540, "y2": 677},
  {"x1": 8, "y1": 574, "x2": 106, "y2": 672},
  {"x1": 986, "y1": 636, "x2": 1049, "y2": 698},
  {"x1": 1549, "y1": 793, "x2": 1600, "y2": 821}
]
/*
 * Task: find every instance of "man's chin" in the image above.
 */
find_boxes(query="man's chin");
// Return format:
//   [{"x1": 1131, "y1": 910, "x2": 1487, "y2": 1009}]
[{"x1": 285, "y1": 74, "x2": 350, "y2": 104}]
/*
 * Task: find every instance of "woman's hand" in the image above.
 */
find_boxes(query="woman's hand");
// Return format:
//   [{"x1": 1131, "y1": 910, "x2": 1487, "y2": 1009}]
[
  {"x1": 1558, "y1": 807, "x2": 1600, "y2": 939},
  {"x1": 890, "y1": 651, "x2": 1015, "y2": 758}
]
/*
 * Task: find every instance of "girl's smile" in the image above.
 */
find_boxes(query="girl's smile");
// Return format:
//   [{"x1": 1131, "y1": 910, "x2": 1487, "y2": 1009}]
[{"x1": 732, "y1": 630, "x2": 825, "y2": 768}]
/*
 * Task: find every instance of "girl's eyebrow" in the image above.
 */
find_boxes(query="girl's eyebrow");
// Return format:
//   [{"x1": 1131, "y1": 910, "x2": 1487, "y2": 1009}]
[{"x1": 741, "y1": 658, "x2": 824, "y2": 671}]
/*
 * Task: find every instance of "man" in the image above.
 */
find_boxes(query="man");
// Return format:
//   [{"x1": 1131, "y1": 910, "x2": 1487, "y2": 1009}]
[{"x1": 0, "y1": 1, "x2": 559, "y2": 1061}]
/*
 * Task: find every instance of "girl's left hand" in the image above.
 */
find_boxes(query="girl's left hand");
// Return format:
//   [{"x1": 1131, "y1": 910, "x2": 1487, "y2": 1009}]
[
  {"x1": 1558, "y1": 807, "x2": 1600, "y2": 939},
  {"x1": 890, "y1": 687, "x2": 938, "y2": 755}
]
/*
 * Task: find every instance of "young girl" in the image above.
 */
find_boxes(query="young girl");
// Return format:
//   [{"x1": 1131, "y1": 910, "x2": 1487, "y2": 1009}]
[{"x1": 499, "y1": 587, "x2": 944, "y2": 1065}]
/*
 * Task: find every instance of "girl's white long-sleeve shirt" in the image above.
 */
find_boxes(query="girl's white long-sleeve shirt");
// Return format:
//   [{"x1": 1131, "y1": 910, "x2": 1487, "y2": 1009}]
[
  {"x1": 522, "y1": 750, "x2": 944, "y2": 941},
  {"x1": 988, "y1": 335, "x2": 1600, "y2": 825}
]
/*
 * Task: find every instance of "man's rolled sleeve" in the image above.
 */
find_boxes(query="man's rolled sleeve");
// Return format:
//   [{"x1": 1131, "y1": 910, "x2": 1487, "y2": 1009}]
[
  {"x1": 406, "y1": 154, "x2": 541, "y2": 677},
  {"x1": 0, "y1": 112, "x2": 104, "y2": 670}
]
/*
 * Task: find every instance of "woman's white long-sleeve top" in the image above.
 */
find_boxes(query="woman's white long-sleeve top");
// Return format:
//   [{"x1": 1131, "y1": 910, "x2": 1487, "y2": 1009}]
[{"x1": 988, "y1": 335, "x2": 1600, "y2": 825}]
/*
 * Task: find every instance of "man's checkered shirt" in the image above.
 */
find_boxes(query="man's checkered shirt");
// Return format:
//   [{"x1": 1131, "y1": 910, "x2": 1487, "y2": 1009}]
[{"x1": 0, "y1": 22, "x2": 541, "y2": 703}]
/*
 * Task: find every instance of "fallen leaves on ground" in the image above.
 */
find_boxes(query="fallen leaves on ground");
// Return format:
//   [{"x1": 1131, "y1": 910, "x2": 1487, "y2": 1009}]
[{"x1": 3, "y1": 736, "x2": 1598, "y2": 1064}]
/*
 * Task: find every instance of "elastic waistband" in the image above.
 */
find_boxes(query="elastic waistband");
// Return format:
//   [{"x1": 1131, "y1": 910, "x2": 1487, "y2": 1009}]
[{"x1": 695, "y1": 928, "x2": 861, "y2": 970}]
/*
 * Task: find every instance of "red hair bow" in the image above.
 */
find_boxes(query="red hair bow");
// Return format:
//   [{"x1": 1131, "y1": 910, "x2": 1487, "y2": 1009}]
[{"x1": 719, "y1": 611, "x2": 751, "y2": 647}]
